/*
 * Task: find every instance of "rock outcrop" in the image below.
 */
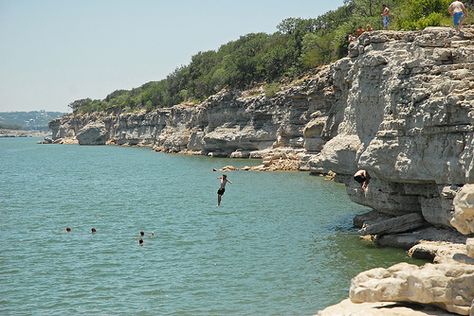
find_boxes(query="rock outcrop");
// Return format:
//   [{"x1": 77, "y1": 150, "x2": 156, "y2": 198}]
[
  {"x1": 359, "y1": 213, "x2": 426, "y2": 235},
  {"x1": 451, "y1": 184, "x2": 474, "y2": 235},
  {"x1": 468, "y1": 238, "x2": 474, "y2": 259},
  {"x1": 317, "y1": 298, "x2": 455, "y2": 316},
  {"x1": 349, "y1": 262, "x2": 474, "y2": 315},
  {"x1": 76, "y1": 121, "x2": 108, "y2": 145}
]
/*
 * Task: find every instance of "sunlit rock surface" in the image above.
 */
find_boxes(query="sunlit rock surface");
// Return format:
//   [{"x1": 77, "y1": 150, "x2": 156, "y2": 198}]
[{"x1": 349, "y1": 262, "x2": 474, "y2": 315}]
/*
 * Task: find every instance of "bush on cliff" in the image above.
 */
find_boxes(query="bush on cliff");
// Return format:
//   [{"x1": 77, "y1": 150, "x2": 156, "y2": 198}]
[{"x1": 394, "y1": 0, "x2": 453, "y2": 29}]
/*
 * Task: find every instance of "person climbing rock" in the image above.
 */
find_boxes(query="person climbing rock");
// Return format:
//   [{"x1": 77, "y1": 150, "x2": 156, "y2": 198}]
[{"x1": 354, "y1": 170, "x2": 371, "y2": 192}]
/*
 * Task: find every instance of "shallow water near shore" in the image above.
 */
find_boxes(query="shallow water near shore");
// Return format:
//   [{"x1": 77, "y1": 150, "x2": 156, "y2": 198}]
[{"x1": 0, "y1": 138, "x2": 424, "y2": 315}]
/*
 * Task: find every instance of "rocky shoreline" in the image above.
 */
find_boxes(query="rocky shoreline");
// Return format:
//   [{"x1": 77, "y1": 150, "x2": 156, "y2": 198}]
[
  {"x1": 0, "y1": 129, "x2": 49, "y2": 138},
  {"x1": 49, "y1": 27, "x2": 474, "y2": 315}
]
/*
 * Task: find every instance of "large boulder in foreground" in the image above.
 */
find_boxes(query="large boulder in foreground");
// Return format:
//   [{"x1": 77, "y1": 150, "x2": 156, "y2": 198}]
[
  {"x1": 76, "y1": 122, "x2": 107, "y2": 145},
  {"x1": 350, "y1": 262, "x2": 474, "y2": 315},
  {"x1": 451, "y1": 184, "x2": 474, "y2": 235},
  {"x1": 317, "y1": 298, "x2": 455, "y2": 316}
]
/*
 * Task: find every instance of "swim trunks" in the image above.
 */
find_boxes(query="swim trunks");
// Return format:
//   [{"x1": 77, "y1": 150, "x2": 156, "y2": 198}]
[
  {"x1": 454, "y1": 11, "x2": 464, "y2": 26},
  {"x1": 217, "y1": 188, "x2": 225, "y2": 195},
  {"x1": 383, "y1": 16, "x2": 389, "y2": 28}
]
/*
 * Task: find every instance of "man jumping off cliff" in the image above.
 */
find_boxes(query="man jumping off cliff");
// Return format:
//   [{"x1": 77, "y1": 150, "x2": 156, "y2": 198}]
[{"x1": 217, "y1": 174, "x2": 232, "y2": 207}]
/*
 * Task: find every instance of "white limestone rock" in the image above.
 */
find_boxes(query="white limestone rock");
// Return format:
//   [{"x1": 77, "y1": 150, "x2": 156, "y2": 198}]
[
  {"x1": 451, "y1": 184, "x2": 474, "y2": 235},
  {"x1": 308, "y1": 134, "x2": 362, "y2": 174},
  {"x1": 467, "y1": 238, "x2": 474, "y2": 259},
  {"x1": 350, "y1": 262, "x2": 474, "y2": 315},
  {"x1": 317, "y1": 298, "x2": 455, "y2": 316},
  {"x1": 76, "y1": 121, "x2": 107, "y2": 145},
  {"x1": 408, "y1": 241, "x2": 473, "y2": 264}
]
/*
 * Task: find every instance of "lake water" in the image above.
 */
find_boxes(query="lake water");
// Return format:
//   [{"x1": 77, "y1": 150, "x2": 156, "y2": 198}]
[{"x1": 0, "y1": 138, "x2": 422, "y2": 315}]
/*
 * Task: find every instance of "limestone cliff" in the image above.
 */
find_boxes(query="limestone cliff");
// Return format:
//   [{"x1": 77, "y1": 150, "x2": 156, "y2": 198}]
[
  {"x1": 50, "y1": 26, "x2": 474, "y2": 316},
  {"x1": 50, "y1": 68, "x2": 337, "y2": 157}
]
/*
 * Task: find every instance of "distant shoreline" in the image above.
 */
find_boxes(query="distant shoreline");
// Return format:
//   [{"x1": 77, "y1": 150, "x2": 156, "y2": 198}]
[{"x1": 0, "y1": 129, "x2": 49, "y2": 138}]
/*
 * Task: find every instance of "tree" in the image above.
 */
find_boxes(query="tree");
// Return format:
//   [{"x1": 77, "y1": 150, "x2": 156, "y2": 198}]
[{"x1": 68, "y1": 98, "x2": 93, "y2": 113}]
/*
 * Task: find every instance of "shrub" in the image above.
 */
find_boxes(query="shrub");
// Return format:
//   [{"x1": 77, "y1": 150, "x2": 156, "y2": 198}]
[{"x1": 264, "y1": 83, "x2": 281, "y2": 98}]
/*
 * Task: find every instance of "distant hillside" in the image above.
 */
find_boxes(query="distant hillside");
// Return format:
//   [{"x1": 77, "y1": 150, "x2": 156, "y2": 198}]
[{"x1": 0, "y1": 111, "x2": 66, "y2": 130}]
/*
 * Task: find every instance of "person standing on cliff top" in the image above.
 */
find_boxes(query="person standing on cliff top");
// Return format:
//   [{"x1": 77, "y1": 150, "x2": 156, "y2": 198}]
[
  {"x1": 449, "y1": 1, "x2": 467, "y2": 32},
  {"x1": 354, "y1": 170, "x2": 370, "y2": 192},
  {"x1": 217, "y1": 174, "x2": 232, "y2": 207},
  {"x1": 382, "y1": 4, "x2": 390, "y2": 29}
]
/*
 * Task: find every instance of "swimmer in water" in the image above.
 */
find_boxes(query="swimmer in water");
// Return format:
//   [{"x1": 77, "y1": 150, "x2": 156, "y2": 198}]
[
  {"x1": 139, "y1": 239, "x2": 144, "y2": 246},
  {"x1": 65, "y1": 227, "x2": 71, "y2": 233},
  {"x1": 91, "y1": 227, "x2": 96, "y2": 234}
]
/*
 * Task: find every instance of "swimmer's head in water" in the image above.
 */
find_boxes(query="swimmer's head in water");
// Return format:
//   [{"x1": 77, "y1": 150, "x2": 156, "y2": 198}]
[
  {"x1": 139, "y1": 239, "x2": 144, "y2": 246},
  {"x1": 91, "y1": 228, "x2": 96, "y2": 233},
  {"x1": 140, "y1": 231, "x2": 145, "y2": 237},
  {"x1": 65, "y1": 227, "x2": 71, "y2": 232}
]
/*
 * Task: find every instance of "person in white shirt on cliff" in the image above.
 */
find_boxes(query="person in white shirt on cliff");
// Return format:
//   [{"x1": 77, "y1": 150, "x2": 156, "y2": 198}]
[{"x1": 449, "y1": 1, "x2": 468, "y2": 32}]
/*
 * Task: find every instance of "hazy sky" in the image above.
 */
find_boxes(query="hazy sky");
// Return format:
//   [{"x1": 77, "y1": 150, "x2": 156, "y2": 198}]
[{"x1": 0, "y1": 0, "x2": 345, "y2": 112}]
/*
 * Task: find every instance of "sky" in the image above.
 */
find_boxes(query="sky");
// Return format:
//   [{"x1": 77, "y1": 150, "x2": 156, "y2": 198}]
[{"x1": 0, "y1": 0, "x2": 345, "y2": 112}]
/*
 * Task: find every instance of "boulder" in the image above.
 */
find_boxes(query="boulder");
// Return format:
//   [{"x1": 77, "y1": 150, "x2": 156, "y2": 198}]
[
  {"x1": 309, "y1": 134, "x2": 362, "y2": 174},
  {"x1": 408, "y1": 241, "x2": 472, "y2": 264},
  {"x1": 303, "y1": 117, "x2": 325, "y2": 138},
  {"x1": 359, "y1": 213, "x2": 425, "y2": 236},
  {"x1": 467, "y1": 239, "x2": 474, "y2": 259},
  {"x1": 350, "y1": 262, "x2": 474, "y2": 315},
  {"x1": 451, "y1": 184, "x2": 474, "y2": 235},
  {"x1": 41, "y1": 137, "x2": 53, "y2": 144},
  {"x1": 317, "y1": 298, "x2": 455, "y2": 316},
  {"x1": 76, "y1": 122, "x2": 107, "y2": 145}
]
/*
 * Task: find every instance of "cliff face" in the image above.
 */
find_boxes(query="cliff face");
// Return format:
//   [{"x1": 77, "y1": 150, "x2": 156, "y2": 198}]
[
  {"x1": 51, "y1": 67, "x2": 339, "y2": 157},
  {"x1": 50, "y1": 27, "x2": 474, "y2": 232},
  {"x1": 323, "y1": 27, "x2": 474, "y2": 230}
]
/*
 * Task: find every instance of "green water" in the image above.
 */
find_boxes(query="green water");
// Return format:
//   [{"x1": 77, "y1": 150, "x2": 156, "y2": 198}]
[{"x1": 0, "y1": 138, "x2": 422, "y2": 315}]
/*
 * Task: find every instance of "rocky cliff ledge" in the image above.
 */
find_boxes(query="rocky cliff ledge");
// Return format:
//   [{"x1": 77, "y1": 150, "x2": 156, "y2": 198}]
[{"x1": 50, "y1": 27, "x2": 474, "y2": 315}]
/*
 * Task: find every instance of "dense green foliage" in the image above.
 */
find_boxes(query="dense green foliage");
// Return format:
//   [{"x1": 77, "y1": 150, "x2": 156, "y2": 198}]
[
  {"x1": 71, "y1": 0, "x2": 472, "y2": 113},
  {"x1": 0, "y1": 111, "x2": 65, "y2": 130}
]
